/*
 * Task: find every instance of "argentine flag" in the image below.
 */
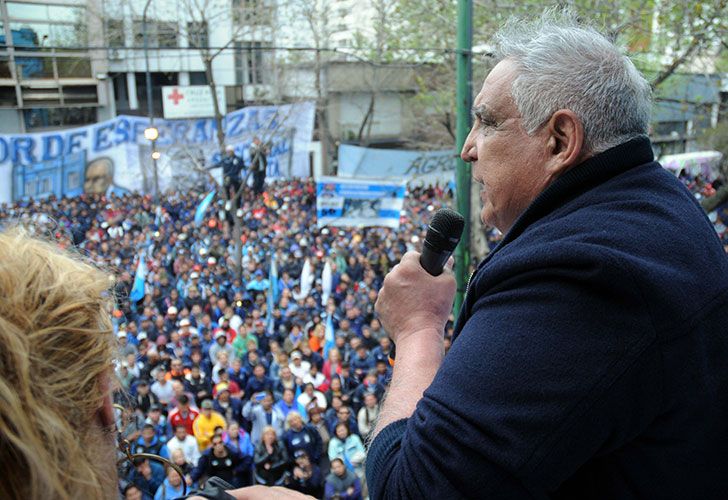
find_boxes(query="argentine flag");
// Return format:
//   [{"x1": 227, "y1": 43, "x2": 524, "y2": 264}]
[
  {"x1": 266, "y1": 253, "x2": 278, "y2": 335},
  {"x1": 194, "y1": 190, "x2": 216, "y2": 227},
  {"x1": 129, "y1": 255, "x2": 147, "y2": 302},
  {"x1": 323, "y1": 312, "x2": 335, "y2": 360}
]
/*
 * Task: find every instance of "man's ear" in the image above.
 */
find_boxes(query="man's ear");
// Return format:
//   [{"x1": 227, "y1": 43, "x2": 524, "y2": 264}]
[{"x1": 545, "y1": 109, "x2": 587, "y2": 177}]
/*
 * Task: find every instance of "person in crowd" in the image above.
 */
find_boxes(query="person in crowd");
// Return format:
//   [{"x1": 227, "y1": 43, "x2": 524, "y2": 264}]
[
  {"x1": 134, "y1": 423, "x2": 169, "y2": 459},
  {"x1": 145, "y1": 403, "x2": 172, "y2": 441},
  {"x1": 327, "y1": 423, "x2": 365, "y2": 475},
  {"x1": 150, "y1": 368, "x2": 175, "y2": 408},
  {"x1": 253, "y1": 426, "x2": 290, "y2": 486},
  {"x1": 134, "y1": 379, "x2": 159, "y2": 415},
  {"x1": 245, "y1": 363, "x2": 274, "y2": 396},
  {"x1": 327, "y1": 405, "x2": 359, "y2": 437},
  {"x1": 297, "y1": 382, "x2": 327, "y2": 412},
  {"x1": 153, "y1": 466, "x2": 185, "y2": 500},
  {"x1": 192, "y1": 399, "x2": 227, "y2": 451},
  {"x1": 282, "y1": 411, "x2": 323, "y2": 465},
  {"x1": 213, "y1": 382, "x2": 244, "y2": 426},
  {"x1": 275, "y1": 387, "x2": 301, "y2": 418},
  {"x1": 357, "y1": 391, "x2": 380, "y2": 440},
  {"x1": 324, "y1": 458, "x2": 362, "y2": 500},
  {"x1": 167, "y1": 394, "x2": 199, "y2": 436},
  {"x1": 191, "y1": 434, "x2": 252, "y2": 488},
  {"x1": 367, "y1": 9, "x2": 728, "y2": 500},
  {"x1": 243, "y1": 390, "x2": 286, "y2": 445},
  {"x1": 165, "y1": 425, "x2": 201, "y2": 468},
  {"x1": 287, "y1": 449, "x2": 323, "y2": 497},
  {"x1": 127, "y1": 457, "x2": 165, "y2": 500}
]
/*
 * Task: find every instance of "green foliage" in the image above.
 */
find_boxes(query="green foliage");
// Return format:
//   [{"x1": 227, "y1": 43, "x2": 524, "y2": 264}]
[{"x1": 374, "y1": 0, "x2": 727, "y2": 144}]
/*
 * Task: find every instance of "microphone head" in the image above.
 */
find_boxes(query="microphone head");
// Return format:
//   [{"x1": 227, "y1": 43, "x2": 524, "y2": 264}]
[{"x1": 426, "y1": 208, "x2": 465, "y2": 252}]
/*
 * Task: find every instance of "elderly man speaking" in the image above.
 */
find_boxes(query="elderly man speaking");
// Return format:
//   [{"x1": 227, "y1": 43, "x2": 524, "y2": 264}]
[{"x1": 368, "y1": 10, "x2": 728, "y2": 500}]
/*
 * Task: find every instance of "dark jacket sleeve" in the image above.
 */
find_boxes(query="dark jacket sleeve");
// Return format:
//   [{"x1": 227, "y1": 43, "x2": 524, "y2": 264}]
[
  {"x1": 367, "y1": 247, "x2": 659, "y2": 499},
  {"x1": 190, "y1": 452, "x2": 209, "y2": 483}
]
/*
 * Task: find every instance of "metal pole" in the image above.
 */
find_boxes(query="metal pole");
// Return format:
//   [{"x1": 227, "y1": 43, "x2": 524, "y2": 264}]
[
  {"x1": 453, "y1": 0, "x2": 473, "y2": 315},
  {"x1": 142, "y1": 0, "x2": 160, "y2": 201}
]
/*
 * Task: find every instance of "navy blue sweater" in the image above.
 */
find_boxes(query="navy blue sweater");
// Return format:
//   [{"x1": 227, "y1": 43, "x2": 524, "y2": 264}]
[{"x1": 366, "y1": 137, "x2": 728, "y2": 499}]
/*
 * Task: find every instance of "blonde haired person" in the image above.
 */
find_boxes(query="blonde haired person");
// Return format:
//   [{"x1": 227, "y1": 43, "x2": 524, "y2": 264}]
[{"x1": 0, "y1": 228, "x2": 118, "y2": 499}]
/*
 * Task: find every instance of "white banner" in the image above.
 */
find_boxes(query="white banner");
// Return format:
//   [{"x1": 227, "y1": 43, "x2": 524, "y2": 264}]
[
  {"x1": 162, "y1": 85, "x2": 227, "y2": 119},
  {"x1": 0, "y1": 101, "x2": 315, "y2": 203}
]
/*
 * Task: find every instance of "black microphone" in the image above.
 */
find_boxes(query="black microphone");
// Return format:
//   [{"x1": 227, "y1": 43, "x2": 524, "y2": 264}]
[{"x1": 389, "y1": 208, "x2": 465, "y2": 364}]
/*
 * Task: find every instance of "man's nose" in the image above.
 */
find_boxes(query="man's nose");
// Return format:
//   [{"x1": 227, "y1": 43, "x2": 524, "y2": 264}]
[{"x1": 460, "y1": 126, "x2": 477, "y2": 162}]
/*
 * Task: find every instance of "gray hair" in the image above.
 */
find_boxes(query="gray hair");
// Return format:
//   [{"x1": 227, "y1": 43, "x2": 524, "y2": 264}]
[{"x1": 492, "y1": 9, "x2": 652, "y2": 153}]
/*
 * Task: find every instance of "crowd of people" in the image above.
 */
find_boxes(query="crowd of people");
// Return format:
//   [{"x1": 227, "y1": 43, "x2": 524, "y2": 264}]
[
  {"x1": 0, "y1": 178, "x2": 455, "y2": 500},
  {"x1": 2, "y1": 159, "x2": 725, "y2": 499}
]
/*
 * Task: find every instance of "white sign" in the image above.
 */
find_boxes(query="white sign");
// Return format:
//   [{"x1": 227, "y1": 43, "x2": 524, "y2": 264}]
[{"x1": 162, "y1": 85, "x2": 227, "y2": 119}]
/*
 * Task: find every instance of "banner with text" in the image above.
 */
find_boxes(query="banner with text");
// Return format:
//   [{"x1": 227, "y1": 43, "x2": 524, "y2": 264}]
[
  {"x1": 337, "y1": 144, "x2": 456, "y2": 186},
  {"x1": 316, "y1": 176, "x2": 406, "y2": 229},
  {"x1": 0, "y1": 101, "x2": 315, "y2": 204}
]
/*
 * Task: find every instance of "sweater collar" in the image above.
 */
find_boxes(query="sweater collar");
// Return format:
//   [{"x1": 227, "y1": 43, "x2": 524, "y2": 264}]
[{"x1": 481, "y1": 135, "x2": 654, "y2": 264}]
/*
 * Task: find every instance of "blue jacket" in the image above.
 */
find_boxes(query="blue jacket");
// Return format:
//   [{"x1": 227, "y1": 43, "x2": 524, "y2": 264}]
[
  {"x1": 283, "y1": 424, "x2": 323, "y2": 464},
  {"x1": 367, "y1": 137, "x2": 728, "y2": 499}
]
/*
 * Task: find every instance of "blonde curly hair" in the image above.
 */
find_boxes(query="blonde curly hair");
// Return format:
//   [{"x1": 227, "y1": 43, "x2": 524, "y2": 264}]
[{"x1": 0, "y1": 227, "x2": 118, "y2": 499}]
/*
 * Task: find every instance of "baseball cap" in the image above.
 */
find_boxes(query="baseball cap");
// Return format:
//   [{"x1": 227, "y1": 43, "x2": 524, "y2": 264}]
[
  {"x1": 294, "y1": 449, "x2": 309, "y2": 459},
  {"x1": 190, "y1": 272, "x2": 200, "y2": 279},
  {"x1": 201, "y1": 399, "x2": 214, "y2": 409},
  {"x1": 167, "y1": 306, "x2": 178, "y2": 315},
  {"x1": 291, "y1": 351, "x2": 302, "y2": 360},
  {"x1": 117, "y1": 331, "x2": 127, "y2": 338},
  {"x1": 180, "y1": 318, "x2": 191, "y2": 327},
  {"x1": 214, "y1": 330, "x2": 226, "y2": 340},
  {"x1": 215, "y1": 383, "x2": 230, "y2": 394},
  {"x1": 137, "y1": 332, "x2": 148, "y2": 341}
]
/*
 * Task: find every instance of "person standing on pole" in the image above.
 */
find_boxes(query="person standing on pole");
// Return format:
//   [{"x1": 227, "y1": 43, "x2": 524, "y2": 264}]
[{"x1": 249, "y1": 137, "x2": 269, "y2": 195}]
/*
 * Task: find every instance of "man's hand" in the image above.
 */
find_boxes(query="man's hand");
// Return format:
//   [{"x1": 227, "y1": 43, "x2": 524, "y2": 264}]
[{"x1": 375, "y1": 251, "x2": 456, "y2": 345}]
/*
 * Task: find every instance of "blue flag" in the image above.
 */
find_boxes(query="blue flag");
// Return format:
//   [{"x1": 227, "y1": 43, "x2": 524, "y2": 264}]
[
  {"x1": 129, "y1": 255, "x2": 147, "y2": 302},
  {"x1": 266, "y1": 253, "x2": 278, "y2": 335},
  {"x1": 194, "y1": 190, "x2": 216, "y2": 227},
  {"x1": 323, "y1": 312, "x2": 335, "y2": 360}
]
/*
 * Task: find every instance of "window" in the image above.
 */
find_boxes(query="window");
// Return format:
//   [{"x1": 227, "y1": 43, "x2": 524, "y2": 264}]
[
  {"x1": 235, "y1": 42, "x2": 270, "y2": 85},
  {"x1": 107, "y1": 19, "x2": 124, "y2": 47},
  {"x1": 187, "y1": 21, "x2": 208, "y2": 48},
  {"x1": 158, "y1": 21, "x2": 177, "y2": 48},
  {"x1": 56, "y1": 58, "x2": 91, "y2": 78},
  {"x1": 7, "y1": 3, "x2": 86, "y2": 48},
  {"x1": 23, "y1": 106, "x2": 96, "y2": 130},
  {"x1": 15, "y1": 56, "x2": 54, "y2": 79}
]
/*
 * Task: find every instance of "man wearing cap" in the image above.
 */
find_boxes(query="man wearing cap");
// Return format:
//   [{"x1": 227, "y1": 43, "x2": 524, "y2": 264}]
[
  {"x1": 134, "y1": 379, "x2": 159, "y2": 415},
  {"x1": 117, "y1": 330, "x2": 138, "y2": 357},
  {"x1": 192, "y1": 399, "x2": 227, "y2": 452},
  {"x1": 213, "y1": 382, "x2": 244, "y2": 427},
  {"x1": 145, "y1": 403, "x2": 172, "y2": 442},
  {"x1": 288, "y1": 449, "x2": 324, "y2": 497},
  {"x1": 209, "y1": 329, "x2": 234, "y2": 364},
  {"x1": 242, "y1": 390, "x2": 285, "y2": 446},
  {"x1": 164, "y1": 306, "x2": 179, "y2": 333}
]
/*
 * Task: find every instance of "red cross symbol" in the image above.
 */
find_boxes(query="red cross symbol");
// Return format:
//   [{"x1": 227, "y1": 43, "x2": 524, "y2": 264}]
[{"x1": 168, "y1": 88, "x2": 184, "y2": 105}]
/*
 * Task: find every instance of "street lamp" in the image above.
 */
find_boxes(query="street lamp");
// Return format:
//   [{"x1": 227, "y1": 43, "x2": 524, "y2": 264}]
[
  {"x1": 142, "y1": 0, "x2": 160, "y2": 201},
  {"x1": 151, "y1": 150, "x2": 161, "y2": 160}
]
